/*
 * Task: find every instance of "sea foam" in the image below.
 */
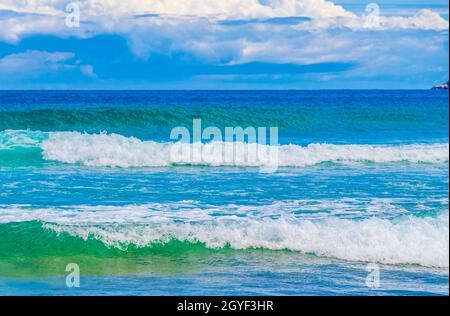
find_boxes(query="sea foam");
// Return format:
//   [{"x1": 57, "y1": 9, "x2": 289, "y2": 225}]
[
  {"x1": 44, "y1": 211, "x2": 449, "y2": 268},
  {"x1": 0, "y1": 201, "x2": 447, "y2": 268},
  {"x1": 38, "y1": 131, "x2": 449, "y2": 167}
]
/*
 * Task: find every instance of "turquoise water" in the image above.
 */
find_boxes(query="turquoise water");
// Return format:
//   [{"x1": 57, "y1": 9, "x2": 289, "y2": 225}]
[{"x1": 0, "y1": 90, "x2": 448, "y2": 295}]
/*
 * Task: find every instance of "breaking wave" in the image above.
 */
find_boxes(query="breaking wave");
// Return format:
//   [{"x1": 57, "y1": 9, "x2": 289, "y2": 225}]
[
  {"x1": 1, "y1": 130, "x2": 448, "y2": 168},
  {"x1": 0, "y1": 202, "x2": 448, "y2": 268}
]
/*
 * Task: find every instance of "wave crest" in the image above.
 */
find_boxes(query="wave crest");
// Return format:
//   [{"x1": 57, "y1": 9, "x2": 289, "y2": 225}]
[
  {"x1": 1, "y1": 200, "x2": 448, "y2": 267},
  {"x1": 42, "y1": 131, "x2": 449, "y2": 167},
  {"x1": 43, "y1": 211, "x2": 449, "y2": 268},
  {"x1": 1, "y1": 130, "x2": 448, "y2": 167}
]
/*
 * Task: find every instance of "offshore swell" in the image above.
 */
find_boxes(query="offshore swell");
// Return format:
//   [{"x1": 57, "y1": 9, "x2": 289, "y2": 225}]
[
  {"x1": 0, "y1": 90, "x2": 448, "y2": 295},
  {"x1": 1, "y1": 90, "x2": 448, "y2": 145}
]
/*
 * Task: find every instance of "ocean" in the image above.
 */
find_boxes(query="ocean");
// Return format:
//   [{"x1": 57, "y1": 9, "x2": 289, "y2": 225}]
[{"x1": 0, "y1": 90, "x2": 448, "y2": 296}]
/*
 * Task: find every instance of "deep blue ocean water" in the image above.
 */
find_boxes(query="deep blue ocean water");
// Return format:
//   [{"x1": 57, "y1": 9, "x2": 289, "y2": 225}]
[{"x1": 0, "y1": 90, "x2": 448, "y2": 296}]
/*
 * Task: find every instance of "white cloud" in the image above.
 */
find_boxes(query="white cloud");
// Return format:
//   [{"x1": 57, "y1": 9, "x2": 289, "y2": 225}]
[
  {"x1": 0, "y1": 0, "x2": 447, "y2": 43},
  {"x1": 0, "y1": 50, "x2": 75, "y2": 76},
  {"x1": 0, "y1": 0, "x2": 353, "y2": 19},
  {"x1": 0, "y1": 50, "x2": 96, "y2": 79},
  {"x1": 0, "y1": 0, "x2": 62, "y2": 16},
  {"x1": 0, "y1": 14, "x2": 63, "y2": 43},
  {"x1": 379, "y1": 9, "x2": 450, "y2": 30},
  {"x1": 120, "y1": 11, "x2": 448, "y2": 67},
  {"x1": 0, "y1": 1, "x2": 447, "y2": 83},
  {"x1": 80, "y1": 64, "x2": 97, "y2": 78}
]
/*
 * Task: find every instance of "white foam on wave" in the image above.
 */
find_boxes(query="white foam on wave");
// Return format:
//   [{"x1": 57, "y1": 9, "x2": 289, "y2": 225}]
[
  {"x1": 1, "y1": 200, "x2": 447, "y2": 268},
  {"x1": 0, "y1": 130, "x2": 46, "y2": 149},
  {"x1": 43, "y1": 211, "x2": 449, "y2": 268},
  {"x1": 1, "y1": 198, "x2": 428, "y2": 224},
  {"x1": 39, "y1": 132, "x2": 449, "y2": 167}
]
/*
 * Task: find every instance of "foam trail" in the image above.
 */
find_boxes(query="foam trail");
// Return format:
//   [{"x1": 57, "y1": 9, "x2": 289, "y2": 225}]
[
  {"x1": 38, "y1": 131, "x2": 449, "y2": 168},
  {"x1": 1, "y1": 198, "x2": 434, "y2": 224},
  {"x1": 0, "y1": 130, "x2": 46, "y2": 149}
]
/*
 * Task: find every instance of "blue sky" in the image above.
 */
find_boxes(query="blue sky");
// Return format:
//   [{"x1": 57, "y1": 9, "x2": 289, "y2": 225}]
[{"x1": 0, "y1": 0, "x2": 448, "y2": 89}]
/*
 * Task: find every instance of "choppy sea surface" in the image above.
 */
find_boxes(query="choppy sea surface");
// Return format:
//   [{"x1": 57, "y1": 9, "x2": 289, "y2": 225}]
[{"x1": 0, "y1": 90, "x2": 448, "y2": 296}]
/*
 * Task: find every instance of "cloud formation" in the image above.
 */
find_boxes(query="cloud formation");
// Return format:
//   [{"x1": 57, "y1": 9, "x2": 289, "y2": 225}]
[
  {"x1": 0, "y1": 1, "x2": 448, "y2": 88},
  {"x1": 0, "y1": 0, "x2": 353, "y2": 19},
  {"x1": 0, "y1": 0, "x2": 448, "y2": 43},
  {"x1": 0, "y1": 50, "x2": 96, "y2": 80}
]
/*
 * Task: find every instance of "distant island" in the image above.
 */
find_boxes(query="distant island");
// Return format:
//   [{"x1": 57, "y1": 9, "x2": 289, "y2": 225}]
[{"x1": 432, "y1": 81, "x2": 449, "y2": 90}]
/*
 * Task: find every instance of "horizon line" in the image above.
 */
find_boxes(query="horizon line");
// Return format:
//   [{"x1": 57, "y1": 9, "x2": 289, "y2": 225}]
[{"x1": 0, "y1": 88, "x2": 446, "y2": 92}]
